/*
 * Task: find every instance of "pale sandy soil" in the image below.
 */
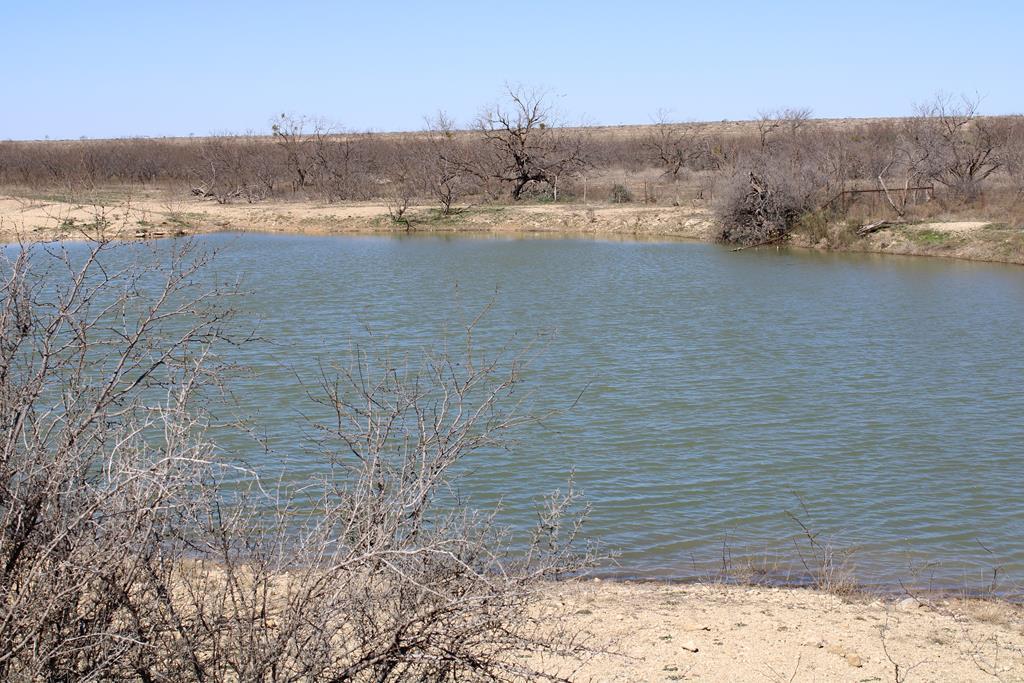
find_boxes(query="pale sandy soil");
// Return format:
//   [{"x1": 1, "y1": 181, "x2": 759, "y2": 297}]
[
  {"x1": 539, "y1": 581, "x2": 1024, "y2": 682},
  {"x1": 2, "y1": 193, "x2": 1023, "y2": 265},
  {"x1": 0, "y1": 194, "x2": 714, "y2": 242}
]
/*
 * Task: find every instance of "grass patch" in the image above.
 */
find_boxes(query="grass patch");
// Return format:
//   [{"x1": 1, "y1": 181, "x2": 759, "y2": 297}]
[
  {"x1": 12, "y1": 188, "x2": 138, "y2": 206},
  {"x1": 297, "y1": 214, "x2": 350, "y2": 229},
  {"x1": 906, "y1": 228, "x2": 953, "y2": 246},
  {"x1": 383, "y1": 206, "x2": 509, "y2": 230},
  {"x1": 164, "y1": 211, "x2": 208, "y2": 228}
]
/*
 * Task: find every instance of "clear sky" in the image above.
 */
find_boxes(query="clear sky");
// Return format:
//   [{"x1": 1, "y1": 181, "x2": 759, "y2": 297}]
[{"x1": 2, "y1": 0, "x2": 1021, "y2": 140}]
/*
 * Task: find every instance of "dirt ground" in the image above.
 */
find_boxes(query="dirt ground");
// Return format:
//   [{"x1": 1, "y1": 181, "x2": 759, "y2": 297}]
[
  {"x1": 539, "y1": 581, "x2": 1024, "y2": 682},
  {"x1": 0, "y1": 194, "x2": 714, "y2": 242},
  {"x1": 2, "y1": 192, "x2": 1023, "y2": 266}
]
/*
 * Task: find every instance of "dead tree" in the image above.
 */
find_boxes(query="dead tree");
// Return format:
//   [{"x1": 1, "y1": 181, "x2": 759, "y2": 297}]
[
  {"x1": 476, "y1": 86, "x2": 587, "y2": 201},
  {"x1": 1000, "y1": 117, "x2": 1024, "y2": 203},
  {"x1": 643, "y1": 111, "x2": 703, "y2": 179},
  {"x1": 271, "y1": 113, "x2": 317, "y2": 194},
  {"x1": 909, "y1": 94, "x2": 1006, "y2": 201},
  {"x1": 715, "y1": 168, "x2": 802, "y2": 245},
  {"x1": 425, "y1": 111, "x2": 465, "y2": 214},
  {"x1": 874, "y1": 135, "x2": 930, "y2": 219},
  {"x1": 757, "y1": 107, "x2": 812, "y2": 151}
]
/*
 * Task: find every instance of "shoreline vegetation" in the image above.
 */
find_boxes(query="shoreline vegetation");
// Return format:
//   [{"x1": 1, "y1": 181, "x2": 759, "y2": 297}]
[
  {"x1": 2, "y1": 192, "x2": 1023, "y2": 266},
  {"x1": 2, "y1": 90, "x2": 1023, "y2": 264}
]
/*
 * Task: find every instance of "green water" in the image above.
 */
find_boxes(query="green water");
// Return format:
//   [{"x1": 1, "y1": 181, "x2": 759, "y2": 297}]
[{"x1": 49, "y1": 233, "x2": 1024, "y2": 591}]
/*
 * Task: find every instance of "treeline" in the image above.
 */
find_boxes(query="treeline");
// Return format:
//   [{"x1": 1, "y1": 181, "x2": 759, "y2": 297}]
[{"x1": 2, "y1": 88, "x2": 1022, "y2": 242}]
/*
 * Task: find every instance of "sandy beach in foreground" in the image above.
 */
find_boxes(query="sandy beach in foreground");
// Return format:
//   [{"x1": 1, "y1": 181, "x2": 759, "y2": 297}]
[{"x1": 543, "y1": 581, "x2": 1024, "y2": 681}]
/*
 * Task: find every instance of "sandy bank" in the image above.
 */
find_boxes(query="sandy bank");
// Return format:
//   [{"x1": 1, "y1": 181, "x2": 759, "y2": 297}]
[
  {"x1": 544, "y1": 581, "x2": 1024, "y2": 681},
  {"x1": 2, "y1": 193, "x2": 1023, "y2": 266}
]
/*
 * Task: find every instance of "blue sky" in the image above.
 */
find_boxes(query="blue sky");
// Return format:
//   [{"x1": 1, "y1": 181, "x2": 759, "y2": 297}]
[{"x1": 2, "y1": 0, "x2": 1020, "y2": 139}]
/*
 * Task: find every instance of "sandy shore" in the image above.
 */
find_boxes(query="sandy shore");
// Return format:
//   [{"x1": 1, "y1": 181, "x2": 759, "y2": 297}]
[
  {"x1": 543, "y1": 581, "x2": 1024, "y2": 681},
  {"x1": 2, "y1": 193, "x2": 1022, "y2": 265}
]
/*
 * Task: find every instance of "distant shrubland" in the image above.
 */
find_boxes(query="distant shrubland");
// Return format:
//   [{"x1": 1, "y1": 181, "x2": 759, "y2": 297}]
[{"x1": 2, "y1": 88, "x2": 1021, "y2": 244}]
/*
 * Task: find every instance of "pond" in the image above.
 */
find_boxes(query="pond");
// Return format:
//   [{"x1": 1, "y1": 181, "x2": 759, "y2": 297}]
[{"x1": 50, "y1": 233, "x2": 1024, "y2": 591}]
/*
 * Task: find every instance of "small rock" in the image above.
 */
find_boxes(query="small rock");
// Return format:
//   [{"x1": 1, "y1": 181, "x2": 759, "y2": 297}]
[
  {"x1": 897, "y1": 597, "x2": 921, "y2": 611},
  {"x1": 846, "y1": 654, "x2": 863, "y2": 668},
  {"x1": 681, "y1": 641, "x2": 699, "y2": 653}
]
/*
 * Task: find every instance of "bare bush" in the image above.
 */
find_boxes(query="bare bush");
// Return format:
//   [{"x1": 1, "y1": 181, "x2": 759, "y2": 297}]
[
  {"x1": 609, "y1": 183, "x2": 633, "y2": 204},
  {"x1": 713, "y1": 109, "x2": 847, "y2": 245},
  {"x1": 0, "y1": 238, "x2": 234, "y2": 679},
  {"x1": 714, "y1": 161, "x2": 823, "y2": 245},
  {"x1": 425, "y1": 112, "x2": 466, "y2": 214},
  {"x1": 271, "y1": 114, "x2": 319, "y2": 194},
  {"x1": 1003, "y1": 120, "x2": 1024, "y2": 204},
  {"x1": 194, "y1": 134, "x2": 277, "y2": 202},
  {"x1": 0, "y1": 237, "x2": 597, "y2": 680},
  {"x1": 475, "y1": 86, "x2": 588, "y2": 201},
  {"x1": 874, "y1": 132, "x2": 931, "y2": 219},
  {"x1": 910, "y1": 94, "x2": 1007, "y2": 201},
  {"x1": 3, "y1": 94, "x2": 1021, "y2": 234},
  {"x1": 309, "y1": 128, "x2": 378, "y2": 202},
  {"x1": 757, "y1": 107, "x2": 813, "y2": 151},
  {"x1": 643, "y1": 111, "x2": 704, "y2": 179}
]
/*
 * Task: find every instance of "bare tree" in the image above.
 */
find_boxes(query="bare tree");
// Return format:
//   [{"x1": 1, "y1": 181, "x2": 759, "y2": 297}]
[
  {"x1": 476, "y1": 86, "x2": 587, "y2": 201},
  {"x1": 193, "y1": 133, "x2": 277, "y2": 203},
  {"x1": 875, "y1": 132, "x2": 931, "y2": 219},
  {"x1": 909, "y1": 94, "x2": 1006, "y2": 201},
  {"x1": 644, "y1": 111, "x2": 703, "y2": 179},
  {"x1": 757, "y1": 107, "x2": 813, "y2": 151},
  {"x1": 1002, "y1": 118, "x2": 1024, "y2": 204},
  {"x1": 272, "y1": 113, "x2": 318, "y2": 194},
  {"x1": 308, "y1": 124, "x2": 366, "y2": 202},
  {"x1": 426, "y1": 111, "x2": 465, "y2": 214}
]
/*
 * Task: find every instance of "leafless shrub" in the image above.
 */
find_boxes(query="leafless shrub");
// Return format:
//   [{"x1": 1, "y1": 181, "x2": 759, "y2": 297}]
[
  {"x1": 785, "y1": 498, "x2": 858, "y2": 597},
  {"x1": 1003, "y1": 120, "x2": 1024, "y2": 205},
  {"x1": 714, "y1": 111, "x2": 842, "y2": 246},
  {"x1": 475, "y1": 86, "x2": 588, "y2": 201},
  {"x1": 909, "y1": 94, "x2": 1007, "y2": 202},
  {"x1": 879, "y1": 614, "x2": 928, "y2": 682},
  {"x1": 0, "y1": 237, "x2": 236, "y2": 680},
  {"x1": 425, "y1": 112, "x2": 466, "y2": 214},
  {"x1": 609, "y1": 183, "x2": 633, "y2": 204},
  {"x1": 643, "y1": 111, "x2": 704, "y2": 179},
  {"x1": 380, "y1": 144, "x2": 419, "y2": 227},
  {"x1": 757, "y1": 107, "x2": 813, "y2": 151},
  {"x1": 874, "y1": 136, "x2": 931, "y2": 219},
  {"x1": 714, "y1": 162, "x2": 820, "y2": 246},
  {"x1": 194, "y1": 134, "x2": 277, "y2": 203},
  {"x1": 0, "y1": 236, "x2": 598, "y2": 680}
]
